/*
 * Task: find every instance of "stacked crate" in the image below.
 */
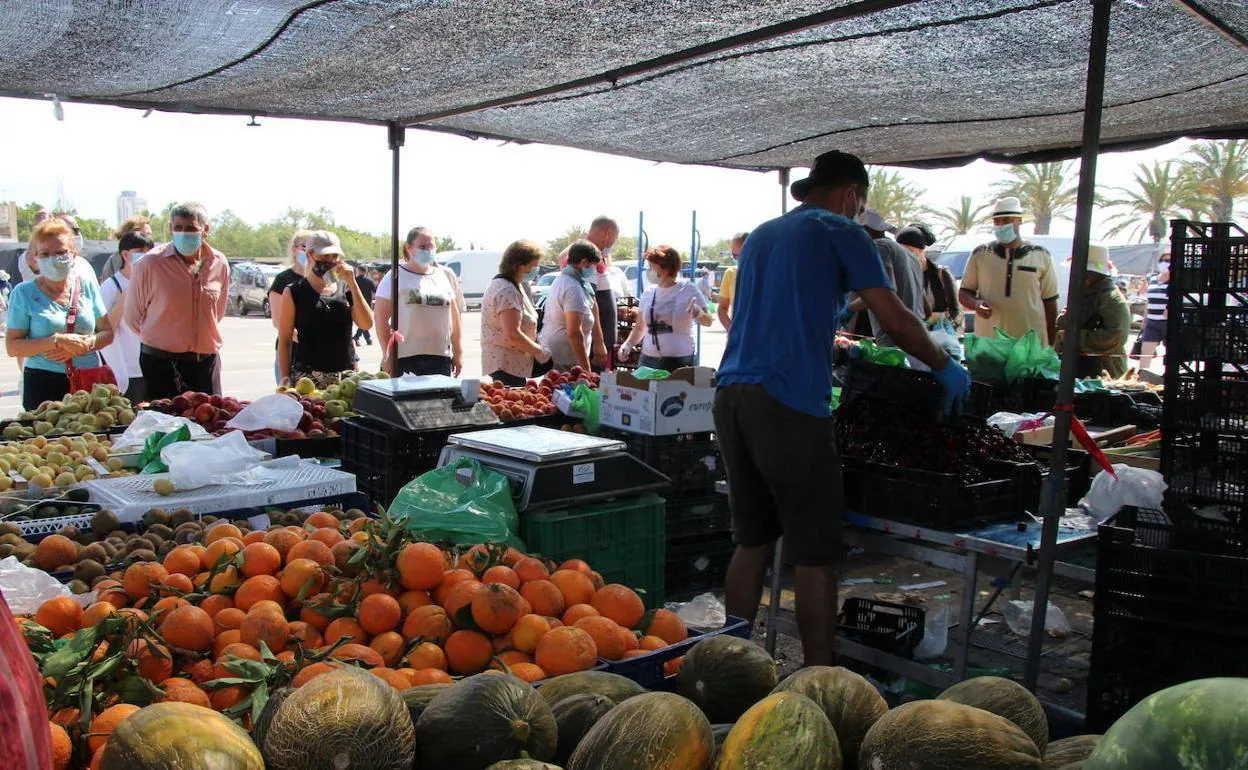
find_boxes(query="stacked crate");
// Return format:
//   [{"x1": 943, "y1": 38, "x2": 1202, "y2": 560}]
[{"x1": 602, "y1": 427, "x2": 733, "y2": 596}]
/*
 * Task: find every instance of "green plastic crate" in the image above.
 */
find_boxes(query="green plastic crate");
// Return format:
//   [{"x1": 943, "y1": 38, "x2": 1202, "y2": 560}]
[{"x1": 521, "y1": 494, "x2": 666, "y2": 608}]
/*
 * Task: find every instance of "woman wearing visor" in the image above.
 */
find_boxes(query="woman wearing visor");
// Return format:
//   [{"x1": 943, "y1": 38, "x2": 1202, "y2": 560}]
[
  {"x1": 5, "y1": 219, "x2": 115, "y2": 410},
  {"x1": 276, "y1": 230, "x2": 374, "y2": 387},
  {"x1": 617, "y1": 245, "x2": 712, "y2": 371}
]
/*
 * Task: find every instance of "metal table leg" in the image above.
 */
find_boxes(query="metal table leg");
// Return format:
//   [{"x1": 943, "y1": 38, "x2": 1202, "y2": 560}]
[
  {"x1": 765, "y1": 537, "x2": 782, "y2": 656},
  {"x1": 953, "y1": 550, "x2": 979, "y2": 681}
]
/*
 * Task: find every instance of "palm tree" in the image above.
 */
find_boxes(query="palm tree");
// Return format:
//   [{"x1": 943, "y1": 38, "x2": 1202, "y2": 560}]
[
  {"x1": 929, "y1": 195, "x2": 991, "y2": 236},
  {"x1": 1101, "y1": 161, "x2": 1199, "y2": 243},
  {"x1": 867, "y1": 168, "x2": 931, "y2": 226},
  {"x1": 1181, "y1": 140, "x2": 1248, "y2": 222},
  {"x1": 992, "y1": 162, "x2": 1079, "y2": 235}
]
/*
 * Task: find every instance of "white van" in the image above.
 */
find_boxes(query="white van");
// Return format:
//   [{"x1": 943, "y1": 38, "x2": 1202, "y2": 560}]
[{"x1": 437, "y1": 250, "x2": 501, "y2": 311}]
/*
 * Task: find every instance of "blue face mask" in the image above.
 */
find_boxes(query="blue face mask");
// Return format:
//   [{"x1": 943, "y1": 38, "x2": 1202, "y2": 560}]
[
  {"x1": 579, "y1": 265, "x2": 597, "y2": 282},
  {"x1": 172, "y1": 232, "x2": 202, "y2": 256},
  {"x1": 295, "y1": 249, "x2": 308, "y2": 269},
  {"x1": 125, "y1": 249, "x2": 145, "y2": 266},
  {"x1": 994, "y1": 224, "x2": 1018, "y2": 244},
  {"x1": 37, "y1": 256, "x2": 72, "y2": 281},
  {"x1": 412, "y1": 248, "x2": 436, "y2": 266}
]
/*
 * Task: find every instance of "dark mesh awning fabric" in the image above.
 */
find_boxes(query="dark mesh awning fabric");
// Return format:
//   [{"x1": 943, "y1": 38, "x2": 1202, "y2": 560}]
[{"x1": 2, "y1": 0, "x2": 1245, "y2": 169}]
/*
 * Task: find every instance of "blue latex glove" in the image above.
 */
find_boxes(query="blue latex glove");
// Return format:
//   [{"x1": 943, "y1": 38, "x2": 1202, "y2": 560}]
[
  {"x1": 932, "y1": 352, "x2": 972, "y2": 415},
  {"x1": 836, "y1": 305, "x2": 854, "y2": 330}
]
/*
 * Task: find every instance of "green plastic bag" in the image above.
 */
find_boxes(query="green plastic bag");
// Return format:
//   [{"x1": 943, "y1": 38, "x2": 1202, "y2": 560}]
[
  {"x1": 139, "y1": 424, "x2": 192, "y2": 474},
  {"x1": 1004, "y1": 329, "x2": 1061, "y2": 383},
  {"x1": 570, "y1": 382, "x2": 601, "y2": 433},
  {"x1": 964, "y1": 330, "x2": 1013, "y2": 383},
  {"x1": 387, "y1": 458, "x2": 525, "y2": 549},
  {"x1": 630, "y1": 366, "x2": 670, "y2": 380},
  {"x1": 856, "y1": 340, "x2": 909, "y2": 368}
]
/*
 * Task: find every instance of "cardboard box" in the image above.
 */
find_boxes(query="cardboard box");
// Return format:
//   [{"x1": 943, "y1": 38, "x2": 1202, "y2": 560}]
[{"x1": 600, "y1": 366, "x2": 717, "y2": 435}]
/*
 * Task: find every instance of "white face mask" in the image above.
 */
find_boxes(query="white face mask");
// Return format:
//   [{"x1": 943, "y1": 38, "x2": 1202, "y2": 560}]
[{"x1": 646, "y1": 268, "x2": 661, "y2": 285}]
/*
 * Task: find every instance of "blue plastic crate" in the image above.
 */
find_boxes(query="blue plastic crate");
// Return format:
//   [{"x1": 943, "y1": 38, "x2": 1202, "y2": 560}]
[{"x1": 603, "y1": 615, "x2": 751, "y2": 689}]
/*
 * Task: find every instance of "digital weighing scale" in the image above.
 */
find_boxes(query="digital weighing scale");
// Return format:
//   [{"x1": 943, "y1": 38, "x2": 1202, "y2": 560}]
[
  {"x1": 438, "y1": 425, "x2": 670, "y2": 511},
  {"x1": 352, "y1": 375, "x2": 499, "y2": 432}
]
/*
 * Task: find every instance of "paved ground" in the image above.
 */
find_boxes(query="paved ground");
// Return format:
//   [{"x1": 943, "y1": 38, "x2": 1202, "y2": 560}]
[{"x1": 1, "y1": 311, "x2": 732, "y2": 410}]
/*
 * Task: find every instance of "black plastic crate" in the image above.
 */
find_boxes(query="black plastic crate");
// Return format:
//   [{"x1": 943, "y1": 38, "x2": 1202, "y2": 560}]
[
  {"x1": 1025, "y1": 445, "x2": 1093, "y2": 508},
  {"x1": 978, "y1": 377, "x2": 1058, "y2": 415},
  {"x1": 838, "y1": 597, "x2": 925, "y2": 658},
  {"x1": 665, "y1": 531, "x2": 734, "y2": 596},
  {"x1": 1167, "y1": 219, "x2": 1248, "y2": 296},
  {"x1": 606, "y1": 429, "x2": 724, "y2": 499},
  {"x1": 1162, "y1": 430, "x2": 1248, "y2": 510},
  {"x1": 1119, "y1": 502, "x2": 1247, "y2": 557},
  {"x1": 841, "y1": 360, "x2": 943, "y2": 419},
  {"x1": 340, "y1": 416, "x2": 493, "y2": 507},
  {"x1": 1163, "y1": 372, "x2": 1248, "y2": 435},
  {"x1": 1087, "y1": 522, "x2": 1248, "y2": 730},
  {"x1": 1170, "y1": 305, "x2": 1248, "y2": 366},
  {"x1": 666, "y1": 495, "x2": 731, "y2": 540},
  {"x1": 1073, "y1": 390, "x2": 1134, "y2": 426},
  {"x1": 863, "y1": 461, "x2": 1018, "y2": 530}
]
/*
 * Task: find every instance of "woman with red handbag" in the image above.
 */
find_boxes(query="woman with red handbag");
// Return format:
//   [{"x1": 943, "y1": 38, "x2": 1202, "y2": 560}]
[{"x1": 4, "y1": 218, "x2": 115, "y2": 410}]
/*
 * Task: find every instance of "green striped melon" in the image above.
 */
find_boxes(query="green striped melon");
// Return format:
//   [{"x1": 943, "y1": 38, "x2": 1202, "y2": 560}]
[
  {"x1": 551, "y1": 693, "x2": 615, "y2": 765},
  {"x1": 938, "y1": 676, "x2": 1049, "y2": 754},
  {"x1": 417, "y1": 673, "x2": 557, "y2": 769},
  {"x1": 678, "y1": 636, "x2": 779, "y2": 723},
  {"x1": 568, "y1": 691, "x2": 714, "y2": 770},
  {"x1": 716, "y1": 692, "x2": 841, "y2": 770},
  {"x1": 536, "y1": 670, "x2": 646, "y2": 707},
  {"x1": 859, "y1": 700, "x2": 1043, "y2": 769},
  {"x1": 1085, "y1": 677, "x2": 1248, "y2": 770},
  {"x1": 771, "y1": 665, "x2": 885, "y2": 768}
]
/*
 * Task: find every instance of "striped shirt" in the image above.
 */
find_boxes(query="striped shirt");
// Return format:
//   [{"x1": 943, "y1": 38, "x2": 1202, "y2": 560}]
[{"x1": 1146, "y1": 278, "x2": 1167, "y2": 321}]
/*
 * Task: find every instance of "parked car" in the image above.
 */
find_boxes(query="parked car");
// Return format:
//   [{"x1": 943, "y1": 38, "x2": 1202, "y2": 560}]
[
  {"x1": 532, "y1": 271, "x2": 560, "y2": 303},
  {"x1": 228, "y1": 262, "x2": 283, "y2": 317}
]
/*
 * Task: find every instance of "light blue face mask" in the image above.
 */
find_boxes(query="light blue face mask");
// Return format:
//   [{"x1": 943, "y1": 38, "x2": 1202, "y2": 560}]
[
  {"x1": 579, "y1": 265, "x2": 597, "y2": 282},
  {"x1": 37, "y1": 256, "x2": 72, "y2": 281},
  {"x1": 295, "y1": 249, "x2": 307, "y2": 269},
  {"x1": 994, "y1": 224, "x2": 1018, "y2": 243},
  {"x1": 413, "y1": 248, "x2": 436, "y2": 266},
  {"x1": 126, "y1": 249, "x2": 146, "y2": 266},
  {"x1": 172, "y1": 232, "x2": 202, "y2": 256}
]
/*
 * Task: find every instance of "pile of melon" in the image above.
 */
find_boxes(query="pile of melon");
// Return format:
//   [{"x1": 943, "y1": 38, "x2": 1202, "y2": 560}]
[{"x1": 45, "y1": 611, "x2": 1248, "y2": 770}]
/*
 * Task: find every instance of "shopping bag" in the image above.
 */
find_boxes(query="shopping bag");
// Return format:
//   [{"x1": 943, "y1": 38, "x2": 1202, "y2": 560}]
[
  {"x1": 1004, "y1": 329, "x2": 1061, "y2": 383},
  {"x1": 388, "y1": 458, "x2": 525, "y2": 549},
  {"x1": 856, "y1": 340, "x2": 909, "y2": 368},
  {"x1": 570, "y1": 382, "x2": 600, "y2": 433},
  {"x1": 139, "y1": 424, "x2": 192, "y2": 474},
  {"x1": 964, "y1": 330, "x2": 1013, "y2": 383}
]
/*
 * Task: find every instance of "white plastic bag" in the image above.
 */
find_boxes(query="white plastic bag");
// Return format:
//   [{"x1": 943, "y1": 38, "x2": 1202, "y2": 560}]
[
  {"x1": 225, "y1": 393, "x2": 304, "y2": 432},
  {"x1": 162, "y1": 430, "x2": 268, "y2": 490},
  {"x1": 987, "y1": 411, "x2": 1052, "y2": 438},
  {"x1": 1004, "y1": 599, "x2": 1071, "y2": 637},
  {"x1": 1081, "y1": 464, "x2": 1167, "y2": 522},
  {"x1": 913, "y1": 606, "x2": 948, "y2": 660},
  {"x1": 112, "y1": 410, "x2": 209, "y2": 450},
  {"x1": 666, "y1": 592, "x2": 726, "y2": 630},
  {"x1": 0, "y1": 555, "x2": 72, "y2": 614}
]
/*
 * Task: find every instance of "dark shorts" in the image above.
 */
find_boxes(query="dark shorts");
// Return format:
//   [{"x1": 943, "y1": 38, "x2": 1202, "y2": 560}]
[
  {"x1": 1138, "y1": 319, "x2": 1166, "y2": 343},
  {"x1": 639, "y1": 354, "x2": 696, "y2": 372},
  {"x1": 713, "y1": 384, "x2": 844, "y2": 565},
  {"x1": 22, "y1": 368, "x2": 71, "y2": 412},
  {"x1": 396, "y1": 355, "x2": 452, "y2": 376}
]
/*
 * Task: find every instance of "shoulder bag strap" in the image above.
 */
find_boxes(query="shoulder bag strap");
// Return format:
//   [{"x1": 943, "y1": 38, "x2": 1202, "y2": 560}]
[{"x1": 63, "y1": 279, "x2": 82, "y2": 380}]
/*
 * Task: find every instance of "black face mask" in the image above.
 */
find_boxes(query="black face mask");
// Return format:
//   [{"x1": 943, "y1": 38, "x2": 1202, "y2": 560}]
[{"x1": 311, "y1": 259, "x2": 337, "y2": 278}]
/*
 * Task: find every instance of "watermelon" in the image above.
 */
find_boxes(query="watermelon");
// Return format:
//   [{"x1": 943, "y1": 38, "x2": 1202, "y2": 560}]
[
  {"x1": 716, "y1": 692, "x2": 842, "y2": 769},
  {"x1": 678, "y1": 636, "x2": 779, "y2": 723},
  {"x1": 859, "y1": 700, "x2": 1042, "y2": 769},
  {"x1": 938, "y1": 676, "x2": 1050, "y2": 754},
  {"x1": 1042, "y1": 735, "x2": 1100, "y2": 769},
  {"x1": 1085, "y1": 677, "x2": 1248, "y2": 770},
  {"x1": 772, "y1": 666, "x2": 885, "y2": 768}
]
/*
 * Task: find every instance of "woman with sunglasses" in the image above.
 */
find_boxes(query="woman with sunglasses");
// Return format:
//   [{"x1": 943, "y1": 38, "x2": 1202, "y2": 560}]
[
  {"x1": 617, "y1": 245, "x2": 712, "y2": 371},
  {"x1": 5, "y1": 219, "x2": 114, "y2": 410},
  {"x1": 276, "y1": 230, "x2": 374, "y2": 387}
]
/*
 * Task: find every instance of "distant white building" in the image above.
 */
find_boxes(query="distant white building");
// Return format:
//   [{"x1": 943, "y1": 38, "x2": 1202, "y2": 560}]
[
  {"x1": 0, "y1": 201, "x2": 17, "y2": 241},
  {"x1": 116, "y1": 190, "x2": 147, "y2": 226}
]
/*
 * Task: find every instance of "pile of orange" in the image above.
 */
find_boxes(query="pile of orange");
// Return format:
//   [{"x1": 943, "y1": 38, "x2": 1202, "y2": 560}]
[{"x1": 21, "y1": 509, "x2": 687, "y2": 759}]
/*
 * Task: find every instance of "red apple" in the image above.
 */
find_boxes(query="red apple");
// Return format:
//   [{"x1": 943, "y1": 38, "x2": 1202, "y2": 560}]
[{"x1": 171, "y1": 395, "x2": 190, "y2": 413}]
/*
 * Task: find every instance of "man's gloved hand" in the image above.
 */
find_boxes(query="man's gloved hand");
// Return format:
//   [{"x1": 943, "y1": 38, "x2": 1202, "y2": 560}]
[{"x1": 933, "y1": 353, "x2": 972, "y2": 415}]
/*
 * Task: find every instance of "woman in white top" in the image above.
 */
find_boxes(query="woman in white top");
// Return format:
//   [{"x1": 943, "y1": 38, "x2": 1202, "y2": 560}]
[
  {"x1": 98, "y1": 230, "x2": 154, "y2": 401},
  {"x1": 375, "y1": 226, "x2": 463, "y2": 376},
  {"x1": 538, "y1": 240, "x2": 601, "y2": 372},
  {"x1": 480, "y1": 240, "x2": 551, "y2": 386},
  {"x1": 618, "y1": 245, "x2": 712, "y2": 371}
]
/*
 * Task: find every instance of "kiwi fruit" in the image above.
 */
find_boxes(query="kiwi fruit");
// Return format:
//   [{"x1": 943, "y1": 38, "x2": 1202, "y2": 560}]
[
  {"x1": 58, "y1": 525, "x2": 81, "y2": 541},
  {"x1": 279, "y1": 513, "x2": 301, "y2": 526},
  {"x1": 68, "y1": 579, "x2": 89, "y2": 594},
  {"x1": 147, "y1": 524, "x2": 173, "y2": 540},
  {"x1": 91, "y1": 509, "x2": 121, "y2": 536},
  {"x1": 0, "y1": 544, "x2": 13, "y2": 558},
  {"x1": 343, "y1": 508, "x2": 365, "y2": 520},
  {"x1": 14, "y1": 542, "x2": 35, "y2": 561},
  {"x1": 201, "y1": 515, "x2": 218, "y2": 525},
  {"x1": 77, "y1": 531, "x2": 100, "y2": 545},
  {"x1": 91, "y1": 574, "x2": 113, "y2": 587},
  {"x1": 144, "y1": 533, "x2": 166, "y2": 550},
  {"x1": 79, "y1": 543, "x2": 108, "y2": 563},
  {"x1": 74, "y1": 559, "x2": 106, "y2": 584},
  {"x1": 125, "y1": 539, "x2": 151, "y2": 555},
  {"x1": 156, "y1": 541, "x2": 175, "y2": 558},
  {"x1": 0, "y1": 533, "x2": 24, "y2": 547},
  {"x1": 142, "y1": 508, "x2": 171, "y2": 528},
  {"x1": 127, "y1": 549, "x2": 157, "y2": 564},
  {"x1": 0, "y1": 522, "x2": 21, "y2": 539},
  {"x1": 99, "y1": 541, "x2": 119, "y2": 559},
  {"x1": 169, "y1": 508, "x2": 195, "y2": 527}
]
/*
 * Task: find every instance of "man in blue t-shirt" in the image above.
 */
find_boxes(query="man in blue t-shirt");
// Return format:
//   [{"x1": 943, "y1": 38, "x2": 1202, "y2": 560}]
[{"x1": 714, "y1": 149, "x2": 971, "y2": 667}]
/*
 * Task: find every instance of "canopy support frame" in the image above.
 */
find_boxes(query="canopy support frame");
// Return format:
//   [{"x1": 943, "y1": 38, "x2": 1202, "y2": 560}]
[
  {"x1": 1024, "y1": 0, "x2": 1114, "y2": 691},
  {"x1": 388, "y1": 122, "x2": 405, "y2": 339}
]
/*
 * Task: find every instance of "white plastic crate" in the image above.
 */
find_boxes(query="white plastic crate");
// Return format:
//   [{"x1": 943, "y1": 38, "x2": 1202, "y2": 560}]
[
  {"x1": 16, "y1": 512, "x2": 98, "y2": 538},
  {"x1": 82, "y1": 459, "x2": 356, "y2": 523}
]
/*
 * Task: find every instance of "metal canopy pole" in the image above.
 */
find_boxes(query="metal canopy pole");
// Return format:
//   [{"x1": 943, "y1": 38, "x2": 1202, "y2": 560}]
[
  {"x1": 1024, "y1": 0, "x2": 1113, "y2": 691},
  {"x1": 764, "y1": 168, "x2": 792, "y2": 657},
  {"x1": 388, "y1": 122, "x2": 405, "y2": 337},
  {"x1": 636, "y1": 211, "x2": 647, "y2": 297},
  {"x1": 780, "y1": 168, "x2": 791, "y2": 214},
  {"x1": 691, "y1": 210, "x2": 702, "y2": 365}
]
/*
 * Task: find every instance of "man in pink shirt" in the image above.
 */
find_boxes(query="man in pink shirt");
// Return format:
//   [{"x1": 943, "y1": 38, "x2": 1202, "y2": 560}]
[{"x1": 124, "y1": 202, "x2": 230, "y2": 398}]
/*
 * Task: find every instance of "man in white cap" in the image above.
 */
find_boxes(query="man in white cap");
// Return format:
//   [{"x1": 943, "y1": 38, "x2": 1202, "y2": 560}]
[
  {"x1": 860, "y1": 209, "x2": 926, "y2": 350},
  {"x1": 1054, "y1": 243, "x2": 1130, "y2": 378},
  {"x1": 959, "y1": 196, "x2": 1060, "y2": 345}
]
